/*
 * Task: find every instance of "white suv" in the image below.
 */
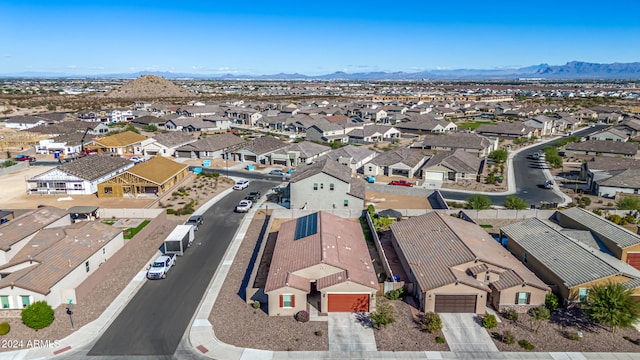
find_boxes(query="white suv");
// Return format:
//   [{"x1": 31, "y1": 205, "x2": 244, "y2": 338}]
[
  {"x1": 233, "y1": 179, "x2": 250, "y2": 190},
  {"x1": 235, "y1": 199, "x2": 253, "y2": 212}
]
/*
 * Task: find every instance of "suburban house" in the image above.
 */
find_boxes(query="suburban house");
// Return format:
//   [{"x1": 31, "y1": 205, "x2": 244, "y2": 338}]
[
  {"x1": 142, "y1": 132, "x2": 197, "y2": 157},
  {"x1": 224, "y1": 107, "x2": 263, "y2": 126},
  {"x1": 523, "y1": 115, "x2": 555, "y2": 136},
  {"x1": 109, "y1": 109, "x2": 134, "y2": 123},
  {"x1": 500, "y1": 216, "x2": 640, "y2": 304},
  {"x1": 165, "y1": 117, "x2": 231, "y2": 132},
  {"x1": 574, "y1": 109, "x2": 598, "y2": 121},
  {"x1": 552, "y1": 113, "x2": 581, "y2": 132},
  {"x1": 390, "y1": 212, "x2": 549, "y2": 313},
  {"x1": 265, "y1": 211, "x2": 379, "y2": 316},
  {"x1": 174, "y1": 133, "x2": 246, "y2": 159},
  {"x1": 615, "y1": 119, "x2": 640, "y2": 138},
  {"x1": 476, "y1": 123, "x2": 534, "y2": 138},
  {"x1": 325, "y1": 145, "x2": 378, "y2": 173},
  {"x1": 34, "y1": 132, "x2": 88, "y2": 157},
  {"x1": 92, "y1": 131, "x2": 152, "y2": 156},
  {"x1": 129, "y1": 115, "x2": 167, "y2": 129},
  {"x1": 363, "y1": 148, "x2": 429, "y2": 179},
  {"x1": 0, "y1": 221, "x2": 124, "y2": 309},
  {"x1": 347, "y1": 125, "x2": 401, "y2": 144},
  {"x1": 588, "y1": 127, "x2": 630, "y2": 142},
  {"x1": 411, "y1": 132, "x2": 498, "y2": 157},
  {"x1": 581, "y1": 157, "x2": 640, "y2": 196},
  {"x1": 305, "y1": 122, "x2": 349, "y2": 144},
  {"x1": 267, "y1": 141, "x2": 331, "y2": 167},
  {"x1": 597, "y1": 112, "x2": 624, "y2": 124},
  {"x1": 0, "y1": 206, "x2": 70, "y2": 265},
  {"x1": 394, "y1": 117, "x2": 458, "y2": 134},
  {"x1": 226, "y1": 136, "x2": 288, "y2": 164},
  {"x1": 97, "y1": 156, "x2": 188, "y2": 198},
  {"x1": 27, "y1": 155, "x2": 133, "y2": 195},
  {"x1": 593, "y1": 169, "x2": 640, "y2": 198},
  {"x1": 420, "y1": 149, "x2": 482, "y2": 184},
  {"x1": 2, "y1": 115, "x2": 47, "y2": 129},
  {"x1": 555, "y1": 207, "x2": 640, "y2": 270},
  {"x1": 287, "y1": 157, "x2": 365, "y2": 211},
  {"x1": 564, "y1": 140, "x2": 638, "y2": 158}
]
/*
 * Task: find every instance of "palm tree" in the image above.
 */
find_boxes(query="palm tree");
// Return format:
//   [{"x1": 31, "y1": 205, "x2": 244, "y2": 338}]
[{"x1": 586, "y1": 282, "x2": 640, "y2": 333}]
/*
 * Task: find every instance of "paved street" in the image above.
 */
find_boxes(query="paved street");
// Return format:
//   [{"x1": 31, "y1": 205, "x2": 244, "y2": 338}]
[{"x1": 85, "y1": 180, "x2": 275, "y2": 356}]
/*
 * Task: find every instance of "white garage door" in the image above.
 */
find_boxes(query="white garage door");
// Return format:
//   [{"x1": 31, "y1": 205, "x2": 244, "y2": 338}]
[{"x1": 425, "y1": 171, "x2": 444, "y2": 181}]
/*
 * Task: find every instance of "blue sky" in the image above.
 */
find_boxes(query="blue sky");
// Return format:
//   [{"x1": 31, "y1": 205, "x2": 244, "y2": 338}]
[{"x1": 2, "y1": 0, "x2": 639, "y2": 75}]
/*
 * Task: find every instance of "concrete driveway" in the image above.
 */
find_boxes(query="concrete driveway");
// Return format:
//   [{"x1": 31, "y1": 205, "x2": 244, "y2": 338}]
[
  {"x1": 328, "y1": 313, "x2": 377, "y2": 351},
  {"x1": 440, "y1": 313, "x2": 499, "y2": 353}
]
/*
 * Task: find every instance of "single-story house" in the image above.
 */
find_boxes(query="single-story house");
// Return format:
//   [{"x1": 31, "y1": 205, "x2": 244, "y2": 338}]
[
  {"x1": 2, "y1": 115, "x2": 47, "y2": 129},
  {"x1": 421, "y1": 149, "x2": 482, "y2": 184},
  {"x1": 267, "y1": 141, "x2": 331, "y2": 167},
  {"x1": 165, "y1": 117, "x2": 231, "y2": 132},
  {"x1": 390, "y1": 212, "x2": 550, "y2": 313},
  {"x1": 174, "y1": 133, "x2": 246, "y2": 159},
  {"x1": 27, "y1": 155, "x2": 133, "y2": 195},
  {"x1": 324, "y1": 145, "x2": 378, "y2": 173},
  {"x1": 92, "y1": 131, "x2": 153, "y2": 156},
  {"x1": 265, "y1": 211, "x2": 379, "y2": 316},
  {"x1": 580, "y1": 156, "x2": 640, "y2": 193},
  {"x1": 142, "y1": 132, "x2": 197, "y2": 157},
  {"x1": 347, "y1": 125, "x2": 401, "y2": 144},
  {"x1": 500, "y1": 217, "x2": 640, "y2": 304},
  {"x1": 523, "y1": 115, "x2": 555, "y2": 136},
  {"x1": 363, "y1": 148, "x2": 429, "y2": 179},
  {"x1": 130, "y1": 115, "x2": 167, "y2": 129},
  {"x1": 588, "y1": 127, "x2": 630, "y2": 142},
  {"x1": 564, "y1": 140, "x2": 638, "y2": 158},
  {"x1": 394, "y1": 118, "x2": 457, "y2": 134},
  {"x1": 97, "y1": 156, "x2": 188, "y2": 198},
  {"x1": 305, "y1": 122, "x2": 349, "y2": 144},
  {"x1": 411, "y1": 132, "x2": 498, "y2": 157},
  {"x1": 227, "y1": 136, "x2": 288, "y2": 164},
  {"x1": 476, "y1": 123, "x2": 535, "y2": 138}
]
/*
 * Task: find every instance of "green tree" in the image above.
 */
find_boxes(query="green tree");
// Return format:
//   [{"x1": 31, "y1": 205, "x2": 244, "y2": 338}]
[
  {"x1": 465, "y1": 194, "x2": 492, "y2": 210},
  {"x1": 528, "y1": 306, "x2": 550, "y2": 333},
  {"x1": 369, "y1": 299, "x2": 396, "y2": 329},
  {"x1": 504, "y1": 195, "x2": 528, "y2": 210},
  {"x1": 330, "y1": 141, "x2": 343, "y2": 149},
  {"x1": 488, "y1": 149, "x2": 508, "y2": 164},
  {"x1": 367, "y1": 204, "x2": 376, "y2": 218},
  {"x1": 586, "y1": 282, "x2": 640, "y2": 333},
  {"x1": 617, "y1": 197, "x2": 640, "y2": 211},
  {"x1": 21, "y1": 301, "x2": 55, "y2": 330},
  {"x1": 545, "y1": 293, "x2": 559, "y2": 312}
]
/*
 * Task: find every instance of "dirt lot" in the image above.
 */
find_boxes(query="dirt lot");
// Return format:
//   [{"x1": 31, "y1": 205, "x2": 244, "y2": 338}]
[{"x1": 366, "y1": 192, "x2": 432, "y2": 210}]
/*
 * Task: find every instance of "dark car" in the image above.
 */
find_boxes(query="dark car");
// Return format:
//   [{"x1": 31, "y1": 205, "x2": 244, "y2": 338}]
[
  {"x1": 185, "y1": 215, "x2": 204, "y2": 231},
  {"x1": 388, "y1": 180, "x2": 413, "y2": 187},
  {"x1": 244, "y1": 191, "x2": 261, "y2": 201}
]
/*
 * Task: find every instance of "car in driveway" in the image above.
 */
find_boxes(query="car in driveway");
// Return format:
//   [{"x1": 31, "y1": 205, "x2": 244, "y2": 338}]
[
  {"x1": 235, "y1": 199, "x2": 253, "y2": 213},
  {"x1": 233, "y1": 179, "x2": 250, "y2": 190},
  {"x1": 388, "y1": 180, "x2": 413, "y2": 187}
]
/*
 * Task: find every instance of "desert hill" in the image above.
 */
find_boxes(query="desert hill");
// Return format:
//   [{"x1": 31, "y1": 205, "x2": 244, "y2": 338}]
[{"x1": 104, "y1": 75, "x2": 194, "y2": 99}]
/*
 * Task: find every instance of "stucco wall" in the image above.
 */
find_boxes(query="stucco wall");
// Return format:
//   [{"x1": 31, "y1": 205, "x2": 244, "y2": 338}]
[
  {"x1": 290, "y1": 172, "x2": 362, "y2": 211},
  {"x1": 494, "y1": 284, "x2": 548, "y2": 313},
  {"x1": 267, "y1": 288, "x2": 307, "y2": 316},
  {"x1": 425, "y1": 283, "x2": 486, "y2": 314}
]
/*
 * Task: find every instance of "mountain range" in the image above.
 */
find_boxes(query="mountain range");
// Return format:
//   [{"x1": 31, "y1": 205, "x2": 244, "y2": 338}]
[{"x1": 3, "y1": 61, "x2": 640, "y2": 80}]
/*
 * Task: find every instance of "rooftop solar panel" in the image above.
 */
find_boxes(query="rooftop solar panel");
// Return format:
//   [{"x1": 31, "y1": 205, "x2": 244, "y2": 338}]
[{"x1": 294, "y1": 212, "x2": 318, "y2": 240}]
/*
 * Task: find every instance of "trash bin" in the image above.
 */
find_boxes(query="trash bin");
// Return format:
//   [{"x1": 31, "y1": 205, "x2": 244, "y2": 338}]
[{"x1": 54, "y1": 151, "x2": 60, "y2": 159}]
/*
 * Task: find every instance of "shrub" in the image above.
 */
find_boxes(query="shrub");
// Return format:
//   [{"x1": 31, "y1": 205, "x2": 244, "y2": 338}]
[
  {"x1": 435, "y1": 336, "x2": 445, "y2": 344},
  {"x1": 518, "y1": 339, "x2": 535, "y2": 350},
  {"x1": 21, "y1": 301, "x2": 55, "y2": 330},
  {"x1": 545, "y1": 293, "x2": 559, "y2": 312},
  {"x1": 482, "y1": 314, "x2": 498, "y2": 329},
  {"x1": 502, "y1": 330, "x2": 515, "y2": 344},
  {"x1": 294, "y1": 310, "x2": 309, "y2": 323},
  {"x1": 0, "y1": 321, "x2": 10, "y2": 335},
  {"x1": 370, "y1": 300, "x2": 396, "y2": 329},
  {"x1": 252, "y1": 300, "x2": 261, "y2": 309},
  {"x1": 592, "y1": 209, "x2": 603, "y2": 216},
  {"x1": 385, "y1": 288, "x2": 405, "y2": 301},
  {"x1": 166, "y1": 208, "x2": 176, "y2": 215},
  {"x1": 367, "y1": 204, "x2": 375, "y2": 218},
  {"x1": 421, "y1": 312, "x2": 443, "y2": 333},
  {"x1": 503, "y1": 308, "x2": 519, "y2": 322}
]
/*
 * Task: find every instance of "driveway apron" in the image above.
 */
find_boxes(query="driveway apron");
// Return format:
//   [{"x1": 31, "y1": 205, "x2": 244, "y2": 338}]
[
  {"x1": 440, "y1": 313, "x2": 499, "y2": 353},
  {"x1": 328, "y1": 313, "x2": 377, "y2": 351}
]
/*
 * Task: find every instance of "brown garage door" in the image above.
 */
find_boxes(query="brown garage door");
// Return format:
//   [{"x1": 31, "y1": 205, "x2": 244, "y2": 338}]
[
  {"x1": 327, "y1": 294, "x2": 369, "y2": 312},
  {"x1": 434, "y1": 295, "x2": 477, "y2": 313},
  {"x1": 627, "y1": 253, "x2": 640, "y2": 270}
]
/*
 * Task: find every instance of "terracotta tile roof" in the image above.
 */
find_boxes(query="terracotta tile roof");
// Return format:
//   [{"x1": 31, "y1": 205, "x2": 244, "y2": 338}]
[
  {"x1": 0, "y1": 221, "x2": 122, "y2": 294},
  {"x1": 0, "y1": 207, "x2": 68, "y2": 252},
  {"x1": 265, "y1": 212, "x2": 378, "y2": 293},
  {"x1": 94, "y1": 131, "x2": 148, "y2": 147},
  {"x1": 126, "y1": 156, "x2": 188, "y2": 184}
]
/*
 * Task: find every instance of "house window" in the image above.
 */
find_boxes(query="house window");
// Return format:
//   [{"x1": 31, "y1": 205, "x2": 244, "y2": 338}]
[
  {"x1": 163, "y1": 149, "x2": 167, "y2": 154},
  {"x1": 579, "y1": 288, "x2": 588, "y2": 303},
  {"x1": 281, "y1": 294, "x2": 295, "y2": 308},
  {"x1": 344, "y1": 199, "x2": 349, "y2": 207},
  {"x1": 369, "y1": 166, "x2": 373, "y2": 172},
  {"x1": 313, "y1": 183, "x2": 318, "y2": 191},
  {"x1": 85, "y1": 261, "x2": 90, "y2": 272},
  {"x1": 461, "y1": 172, "x2": 466, "y2": 178},
  {"x1": 320, "y1": 183, "x2": 324, "y2": 190},
  {"x1": 523, "y1": 252, "x2": 528, "y2": 263},
  {"x1": 104, "y1": 187, "x2": 113, "y2": 194},
  {"x1": 330, "y1": 183, "x2": 334, "y2": 191},
  {"x1": 485, "y1": 273, "x2": 491, "y2": 281},
  {"x1": 21, "y1": 295, "x2": 31, "y2": 308},
  {"x1": 517, "y1": 292, "x2": 530, "y2": 305},
  {"x1": 103, "y1": 248, "x2": 106, "y2": 254},
  {"x1": 0, "y1": 296, "x2": 9, "y2": 309},
  {"x1": 73, "y1": 183, "x2": 82, "y2": 190}
]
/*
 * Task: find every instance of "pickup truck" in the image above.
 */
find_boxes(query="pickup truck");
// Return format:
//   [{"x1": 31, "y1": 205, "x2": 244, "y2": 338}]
[{"x1": 146, "y1": 253, "x2": 176, "y2": 279}]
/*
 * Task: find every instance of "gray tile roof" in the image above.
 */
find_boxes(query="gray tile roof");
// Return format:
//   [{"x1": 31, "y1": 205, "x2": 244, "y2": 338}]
[
  {"x1": 347, "y1": 179, "x2": 365, "y2": 200},
  {"x1": 598, "y1": 168, "x2": 640, "y2": 188},
  {"x1": 557, "y1": 207, "x2": 640, "y2": 249},
  {"x1": 420, "y1": 132, "x2": 492, "y2": 151},
  {"x1": 240, "y1": 136, "x2": 287, "y2": 155},
  {"x1": 151, "y1": 132, "x2": 196, "y2": 148},
  {"x1": 54, "y1": 155, "x2": 133, "y2": 181},
  {"x1": 176, "y1": 133, "x2": 245, "y2": 152},
  {"x1": 565, "y1": 139, "x2": 638, "y2": 156},
  {"x1": 369, "y1": 148, "x2": 428, "y2": 168},
  {"x1": 584, "y1": 156, "x2": 640, "y2": 172},
  {"x1": 270, "y1": 141, "x2": 330, "y2": 158},
  {"x1": 476, "y1": 123, "x2": 533, "y2": 136},
  {"x1": 289, "y1": 156, "x2": 353, "y2": 184},
  {"x1": 0, "y1": 207, "x2": 69, "y2": 251},
  {"x1": 325, "y1": 145, "x2": 376, "y2": 165},
  {"x1": 132, "y1": 115, "x2": 166, "y2": 124},
  {"x1": 500, "y1": 217, "x2": 622, "y2": 288},
  {"x1": 422, "y1": 149, "x2": 481, "y2": 174}
]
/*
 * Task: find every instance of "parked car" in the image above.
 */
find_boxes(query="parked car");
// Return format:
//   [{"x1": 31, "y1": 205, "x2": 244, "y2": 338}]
[
  {"x1": 388, "y1": 180, "x2": 413, "y2": 187},
  {"x1": 129, "y1": 156, "x2": 145, "y2": 164},
  {"x1": 245, "y1": 191, "x2": 261, "y2": 201},
  {"x1": 543, "y1": 180, "x2": 554, "y2": 189},
  {"x1": 15, "y1": 154, "x2": 36, "y2": 162},
  {"x1": 185, "y1": 215, "x2": 204, "y2": 231},
  {"x1": 233, "y1": 179, "x2": 250, "y2": 190},
  {"x1": 146, "y1": 253, "x2": 176, "y2": 279},
  {"x1": 269, "y1": 169, "x2": 285, "y2": 176},
  {"x1": 235, "y1": 199, "x2": 253, "y2": 213}
]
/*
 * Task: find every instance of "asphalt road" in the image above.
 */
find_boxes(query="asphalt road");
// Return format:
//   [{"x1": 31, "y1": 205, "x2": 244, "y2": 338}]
[
  {"x1": 86, "y1": 180, "x2": 276, "y2": 356},
  {"x1": 439, "y1": 124, "x2": 608, "y2": 206}
]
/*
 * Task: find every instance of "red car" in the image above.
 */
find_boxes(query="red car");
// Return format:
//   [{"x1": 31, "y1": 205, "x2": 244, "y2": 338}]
[
  {"x1": 388, "y1": 180, "x2": 413, "y2": 187},
  {"x1": 15, "y1": 154, "x2": 36, "y2": 162}
]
